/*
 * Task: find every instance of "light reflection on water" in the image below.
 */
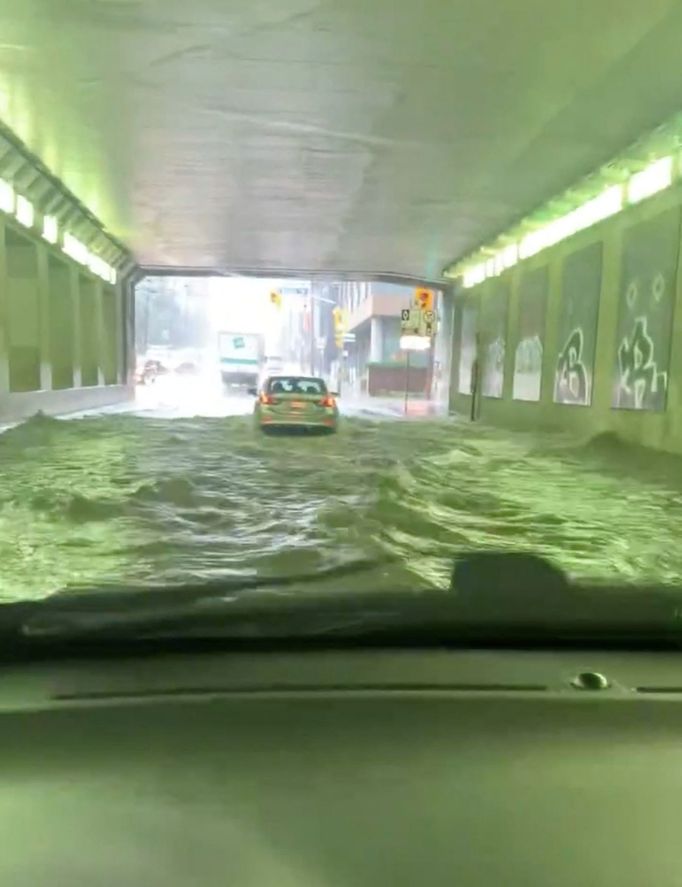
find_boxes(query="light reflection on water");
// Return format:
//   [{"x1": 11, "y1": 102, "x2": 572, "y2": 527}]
[{"x1": 0, "y1": 409, "x2": 682, "y2": 601}]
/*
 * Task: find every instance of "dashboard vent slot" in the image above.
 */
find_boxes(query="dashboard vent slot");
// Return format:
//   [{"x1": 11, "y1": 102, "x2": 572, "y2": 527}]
[{"x1": 53, "y1": 681, "x2": 549, "y2": 702}]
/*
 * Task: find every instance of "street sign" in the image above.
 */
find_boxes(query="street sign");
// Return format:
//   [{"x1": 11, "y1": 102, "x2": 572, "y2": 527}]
[
  {"x1": 403, "y1": 307, "x2": 437, "y2": 336},
  {"x1": 343, "y1": 332, "x2": 356, "y2": 342},
  {"x1": 414, "y1": 288, "x2": 434, "y2": 313},
  {"x1": 401, "y1": 308, "x2": 420, "y2": 333},
  {"x1": 400, "y1": 334, "x2": 431, "y2": 351},
  {"x1": 420, "y1": 308, "x2": 438, "y2": 337}
]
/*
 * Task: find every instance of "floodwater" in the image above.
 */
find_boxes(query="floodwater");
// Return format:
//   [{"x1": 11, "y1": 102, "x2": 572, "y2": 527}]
[{"x1": 1, "y1": 387, "x2": 682, "y2": 601}]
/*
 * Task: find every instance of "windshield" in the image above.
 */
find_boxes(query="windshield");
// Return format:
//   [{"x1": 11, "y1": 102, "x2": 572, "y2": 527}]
[
  {"x1": 266, "y1": 377, "x2": 328, "y2": 395},
  {"x1": 5, "y1": 273, "x2": 682, "y2": 618},
  {"x1": 3, "y1": 7, "x2": 682, "y2": 644}
]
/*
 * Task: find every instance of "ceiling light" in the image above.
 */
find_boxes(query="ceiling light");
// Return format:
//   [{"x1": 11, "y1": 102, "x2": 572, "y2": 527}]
[
  {"x1": 42, "y1": 215, "x2": 58, "y2": 244},
  {"x1": 0, "y1": 178, "x2": 14, "y2": 214},
  {"x1": 627, "y1": 157, "x2": 672, "y2": 204},
  {"x1": 15, "y1": 195, "x2": 34, "y2": 228}
]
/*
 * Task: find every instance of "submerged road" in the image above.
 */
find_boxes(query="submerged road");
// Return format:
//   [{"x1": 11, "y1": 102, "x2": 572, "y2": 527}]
[{"x1": 1, "y1": 381, "x2": 681, "y2": 600}]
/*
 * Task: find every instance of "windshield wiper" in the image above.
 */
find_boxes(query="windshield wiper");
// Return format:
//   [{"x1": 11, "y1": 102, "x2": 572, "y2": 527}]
[
  {"x1": 14, "y1": 557, "x2": 396, "y2": 636},
  {"x1": 5, "y1": 553, "x2": 682, "y2": 652}
]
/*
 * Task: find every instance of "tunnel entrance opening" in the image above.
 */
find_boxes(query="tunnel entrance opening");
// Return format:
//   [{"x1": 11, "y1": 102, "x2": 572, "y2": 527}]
[{"x1": 133, "y1": 275, "x2": 450, "y2": 415}]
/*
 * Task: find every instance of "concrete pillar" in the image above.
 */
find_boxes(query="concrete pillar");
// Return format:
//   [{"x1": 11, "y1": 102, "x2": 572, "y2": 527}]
[
  {"x1": 6, "y1": 229, "x2": 40, "y2": 393},
  {"x1": 122, "y1": 277, "x2": 135, "y2": 385},
  {"x1": 448, "y1": 297, "x2": 463, "y2": 409},
  {"x1": 93, "y1": 278, "x2": 105, "y2": 386},
  {"x1": 78, "y1": 274, "x2": 99, "y2": 387},
  {"x1": 48, "y1": 256, "x2": 74, "y2": 390},
  {"x1": 0, "y1": 218, "x2": 9, "y2": 399},
  {"x1": 114, "y1": 281, "x2": 124, "y2": 384},
  {"x1": 70, "y1": 265, "x2": 82, "y2": 388},
  {"x1": 370, "y1": 316, "x2": 384, "y2": 363},
  {"x1": 433, "y1": 288, "x2": 455, "y2": 404},
  {"x1": 36, "y1": 243, "x2": 52, "y2": 391},
  {"x1": 101, "y1": 284, "x2": 119, "y2": 385},
  {"x1": 502, "y1": 272, "x2": 520, "y2": 402},
  {"x1": 538, "y1": 255, "x2": 563, "y2": 408}
]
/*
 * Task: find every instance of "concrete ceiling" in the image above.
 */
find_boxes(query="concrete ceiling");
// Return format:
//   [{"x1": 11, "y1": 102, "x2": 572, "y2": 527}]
[{"x1": 1, "y1": 1, "x2": 682, "y2": 279}]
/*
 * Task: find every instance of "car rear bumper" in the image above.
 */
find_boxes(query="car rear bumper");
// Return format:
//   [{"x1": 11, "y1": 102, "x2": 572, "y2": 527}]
[{"x1": 258, "y1": 416, "x2": 337, "y2": 431}]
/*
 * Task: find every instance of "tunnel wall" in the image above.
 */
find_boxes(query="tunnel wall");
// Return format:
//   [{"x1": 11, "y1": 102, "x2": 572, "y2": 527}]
[
  {"x1": 0, "y1": 215, "x2": 132, "y2": 422},
  {"x1": 449, "y1": 179, "x2": 682, "y2": 453}
]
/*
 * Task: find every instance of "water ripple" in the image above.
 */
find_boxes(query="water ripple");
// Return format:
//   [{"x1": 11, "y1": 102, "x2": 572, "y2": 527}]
[{"x1": 0, "y1": 413, "x2": 681, "y2": 600}]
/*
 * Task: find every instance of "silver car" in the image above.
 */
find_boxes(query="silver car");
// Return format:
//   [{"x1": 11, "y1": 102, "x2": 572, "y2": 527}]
[{"x1": 253, "y1": 375, "x2": 339, "y2": 433}]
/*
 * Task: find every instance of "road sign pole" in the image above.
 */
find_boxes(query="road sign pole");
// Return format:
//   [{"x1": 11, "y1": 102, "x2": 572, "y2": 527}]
[{"x1": 470, "y1": 354, "x2": 479, "y2": 421}]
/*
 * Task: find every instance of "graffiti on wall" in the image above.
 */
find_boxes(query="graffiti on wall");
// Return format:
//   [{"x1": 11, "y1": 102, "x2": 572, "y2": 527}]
[
  {"x1": 554, "y1": 242, "x2": 602, "y2": 406},
  {"x1": 482, "y1": 336, "x2": 505, "y2": 397},
  {"x1": 617, "y1": 314, "x2": 667, "y2": 409},
  {"x1": 481, "y1": 279, "x2": 509, "y2": 398},
  {"x1": 555, "y1": 328, "x2": 588, "y2": 404},
  {"x1": 612, "y1": 208, "x2": 679, "y2": 411},
  {"x1": 513, "y1": 267, "x2": 547, "y2": 401}
]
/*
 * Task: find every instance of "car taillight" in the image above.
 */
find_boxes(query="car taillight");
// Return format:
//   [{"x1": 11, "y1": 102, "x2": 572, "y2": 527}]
[
  {"x1": 260, "y1": 393, "x2": 279, "y2": 405},
  {"x1": 320, "y1": 395, "x2": 336, "y2": 408}
]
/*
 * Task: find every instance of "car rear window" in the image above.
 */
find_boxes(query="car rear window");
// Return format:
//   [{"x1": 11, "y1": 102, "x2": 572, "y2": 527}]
[{"x1": 267, "y1": 377, "x2": 327, "y2": 395}]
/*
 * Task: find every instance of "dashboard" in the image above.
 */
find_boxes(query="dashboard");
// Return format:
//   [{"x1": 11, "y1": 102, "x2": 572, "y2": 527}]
[{"x1": 1, "y1": 645, "x2": 681, "y2": 885}]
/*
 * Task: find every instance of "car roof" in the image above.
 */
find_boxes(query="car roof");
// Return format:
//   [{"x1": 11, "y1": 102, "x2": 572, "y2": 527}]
[{"x1": 266, "y1": 375, "x2": 325, "y2": 383}]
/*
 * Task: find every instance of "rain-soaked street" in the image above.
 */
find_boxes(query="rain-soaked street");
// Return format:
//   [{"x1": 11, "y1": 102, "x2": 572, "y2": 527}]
[{"x1": 2, "y1": 382, "x2": 682, "y2": 601}]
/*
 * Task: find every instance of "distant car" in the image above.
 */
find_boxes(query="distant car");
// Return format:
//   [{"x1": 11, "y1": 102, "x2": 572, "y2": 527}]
[
  {"x1": 175, "y1": 361, "x2": 199, "y2": 376},
  {"x1": 253, "y1": 375, "x2": 339, "y2": 433},
  {"x1": 134, "y1": 359, "x2": 166, "y2": 385}
]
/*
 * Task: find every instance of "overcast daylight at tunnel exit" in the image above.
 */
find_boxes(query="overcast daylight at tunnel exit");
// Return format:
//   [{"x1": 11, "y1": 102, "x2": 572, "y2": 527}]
[{"x1": 2, "y1": 0, "x2": 682, "y2": 603}]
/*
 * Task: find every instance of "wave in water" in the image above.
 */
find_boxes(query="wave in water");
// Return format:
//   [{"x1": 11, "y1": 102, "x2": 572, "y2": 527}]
[{"x1": 0, "y1": 413, "x2": 681, "y2": 600}]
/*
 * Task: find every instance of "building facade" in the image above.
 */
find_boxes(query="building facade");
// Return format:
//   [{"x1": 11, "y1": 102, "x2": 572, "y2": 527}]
[{"x1": 338, "y1": 282, "x2": 436, "y2": 397}]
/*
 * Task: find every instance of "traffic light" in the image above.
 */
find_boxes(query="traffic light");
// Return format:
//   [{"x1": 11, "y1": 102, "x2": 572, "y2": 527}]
[
  {"x1": 332, "y1": 306, "x2": 345, "y2": 348},
  {"x1": 414, "y1": 287, "x2": 434, "y2": 312},
  {"x1": 270, "y1": 290, "x2": 282, "y2": 308}
]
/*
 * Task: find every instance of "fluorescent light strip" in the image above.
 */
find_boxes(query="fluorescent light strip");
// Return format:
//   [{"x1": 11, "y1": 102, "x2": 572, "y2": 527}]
[
  {"x1": 457, "y1": 149, "x2": 677, "y2": 288},
  {"x1": 0, "y1": 178, "x2": 14, "y2": 213},
  {"x1": 15, "y1": 195, "x2": 34, "y2": 228},
  {"x1": 627, "y1": 156, "x2": 672, "y2": 204},
  {"x1": 42, "y1": 215, "x2": 58, "y2": 244},
  {"x1": 62, "y1": 232, "x2": 89, "y2": 265},
  {"x1": 62, "y1": 232, "x2": 117, "y2": 283},
  {"x1": 462, "y1": 185, "x2": 624, "y2": 287},
  {"x1": 0, "y1": 177, "x2": 117, "y2": 283},
  {"x1": 518, "y1": 185, "x2": 623, "y2": 261}
]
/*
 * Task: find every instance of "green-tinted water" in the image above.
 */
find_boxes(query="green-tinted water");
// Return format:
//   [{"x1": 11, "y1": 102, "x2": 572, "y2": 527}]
[{"x1": 1, "y1": 412, "x2": 681, "y2": 600}]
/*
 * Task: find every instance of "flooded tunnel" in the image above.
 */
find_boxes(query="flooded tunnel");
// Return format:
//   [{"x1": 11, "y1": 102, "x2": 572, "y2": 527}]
[
  {"x1": 5, "y1": 7, "x2": 682, "y2": 886},
  {"x1": 0, "y1": 1, "x2": 681, "y2": 601}
]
